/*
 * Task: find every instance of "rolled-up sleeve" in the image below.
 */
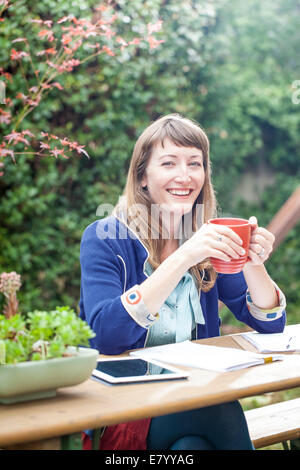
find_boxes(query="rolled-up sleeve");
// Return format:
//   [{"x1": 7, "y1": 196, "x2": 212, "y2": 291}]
[
  {"x1": 120, "y1": 285, "x2": 159, "y2": 329},
  {"x1": 246, "y1": 281, "x2": 286, "y2": 322},
  {"x1": 217, "y1": 272, "x2": 286, "y2": 333}
]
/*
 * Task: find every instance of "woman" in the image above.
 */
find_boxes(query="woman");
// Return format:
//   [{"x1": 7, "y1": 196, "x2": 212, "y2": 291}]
[{"x1": 79, "y1": 114, "x2": 286, "y2": 450}]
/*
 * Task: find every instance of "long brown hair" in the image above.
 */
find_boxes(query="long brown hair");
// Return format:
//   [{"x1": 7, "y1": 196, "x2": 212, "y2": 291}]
[{"x1": 114, "y1": 114, "x2": 218, "y2": 292}]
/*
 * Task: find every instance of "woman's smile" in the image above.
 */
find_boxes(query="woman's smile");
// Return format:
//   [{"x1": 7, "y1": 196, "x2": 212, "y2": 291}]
[{"x1": 166, "y1": 188, "x2": 194, "y2": 198}]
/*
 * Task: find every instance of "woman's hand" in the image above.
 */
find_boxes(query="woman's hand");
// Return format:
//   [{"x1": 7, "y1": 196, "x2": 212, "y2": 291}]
[
  {"x1": 247, "y1": 216, "x2": 275, "y2": 266},
  {"x1": 180, "y1": 221, "x2": 246, "y2": 268}
]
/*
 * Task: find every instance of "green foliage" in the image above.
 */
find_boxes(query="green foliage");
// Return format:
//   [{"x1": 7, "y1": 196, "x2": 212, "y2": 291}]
[
  {"x1": 0, "y1": 306, "x2": 95, "y2": 364},
  {"x1": 1, "y1": 0, "x2": 300, "y2": 325}
]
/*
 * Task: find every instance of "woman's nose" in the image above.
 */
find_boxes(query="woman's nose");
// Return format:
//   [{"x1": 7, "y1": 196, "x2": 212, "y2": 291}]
[{"x1": 174, "y1": 165, "x2": 192, "y2": 182}]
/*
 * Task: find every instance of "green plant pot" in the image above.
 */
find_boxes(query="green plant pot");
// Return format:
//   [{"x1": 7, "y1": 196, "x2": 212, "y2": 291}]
[{"x1": 0, "y1": 347, "x2": 99, "y2": 405}]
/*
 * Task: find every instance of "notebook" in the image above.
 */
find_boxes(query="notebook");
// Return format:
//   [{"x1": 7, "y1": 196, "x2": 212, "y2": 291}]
[
  {"x1": 242, "y1": 324, "x2": 300, "y2": 353},
  {"x1": 130, "y1": 340, "x2": 284, "y2": 373}
]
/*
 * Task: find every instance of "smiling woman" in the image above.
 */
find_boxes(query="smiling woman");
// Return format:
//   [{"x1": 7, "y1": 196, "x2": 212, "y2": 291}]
[
  {"x1": 79, "y1": 113, "x2": 286, "y2": 450},
  {"x1": 116, "y1": 114, "x2": 217, "y2": 292}
]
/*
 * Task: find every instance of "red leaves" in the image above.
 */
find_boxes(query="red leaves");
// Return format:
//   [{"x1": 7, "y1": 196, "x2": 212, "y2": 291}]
[
  {"x1": 47, "y1": 58, "x2": 81, "y2": 73},
  {"x1": 63, "y1": 58, "x2": 81, "y2": 70},
  {"x1": 10, "y1": 49, "x2": 29, "y2": 60},
  {"x1": 0, "y1": 131, "x2": 33, "y2": 170},
  {"x1": 61, "y1": 139, "x2": 90, "y2": 158},
  {"x1": 57, "y1": 15, "x2": 73, "y2": 24},
  {"x1": 39, "y1": 133, "x2": 90, "y2": 159},
  {"x1": 38, "y1": 29, "x2": 55, "y2": 42},
  {"x1": 147, "y1": 20, "x2": 164, "y2": 49},
  {"x1": 4, "y1": 130, "x2": 34, "y2": 146},
  {"x1": 116, "y1": 36, "x2": 128, "y2": 50},
  {"x1": 147, "y1": 36, "x2": 165, "y2": 50},
  {"x1": 16, "y1": 92, "x2": 26, "y2": 100},
  {"x1": 95, "y1": 5, "x2": 108, "y2": 12},
  {"x1": 30, "y1": 19, "x2": 53, "y2": 28},
  {"x1": 0, "y1": 132, "x2": 90, "y2": 174},
  {"x1": 10, "y1": 9, "x2": 164, "y2": 76},
  {"x1": 128, "y1": 38, "x2": 141, "y2": 46},
  {"x1": 36, "y1": 47, "x2": 57, "y2": 56},
  {"x1": 1, "y1": 4, "x2": 165, "y2": 178},
  {"x1": 61, "y1": 34, "x2": 83, "y2": 54},
  {"x1": 39, "y1": 141, "x2": 50, "y2": 151},
  {"x1": 0, "y1": 109, "x2": 11, "y2": 125},
  {"x1": 52, "y1": 82, "x2": 63, "y2": 90},
  {"x1": 101, "y1": 45, "x2": 115, "y2": 56},
  {"x1": 147, "y1": 20, "x2": 163, "y2": 35},
  {"x1": 0, "y1": 147, "x2": 15, "y2": 164},
  {"x1": 0, "y1": 68, "x2": 12, "y2": 82},
  {"x1": 16, "y1": 92, "x2": 41, "y2": 108},
  {"x1": 62, "y1": 34, "x2": 72, "y2": 45},
  {"x1": 100, "y1": 25, "x2": 116, "y2": 40},
  {"x1": 50, "y1": 147, "x2": 66, "y2": 159},
  {"x1": 11, "y1": 38, "x2": 27, "y2": 44}
]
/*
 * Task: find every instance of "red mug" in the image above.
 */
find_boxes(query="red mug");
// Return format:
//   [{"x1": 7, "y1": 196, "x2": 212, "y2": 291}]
[{"x1": 208, "y1": 218, "x2": 251, "y2": 274}]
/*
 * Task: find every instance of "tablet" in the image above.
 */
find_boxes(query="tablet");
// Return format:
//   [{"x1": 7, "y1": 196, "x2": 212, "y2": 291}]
[{"x1": 92, "y1": 356, "x2": 189, "y2": 384}]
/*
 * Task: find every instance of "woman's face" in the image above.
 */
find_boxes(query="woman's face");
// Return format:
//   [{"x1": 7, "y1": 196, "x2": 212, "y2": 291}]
[{"x1": 141, "y1": 138, "x2": 205, "y2": 220}]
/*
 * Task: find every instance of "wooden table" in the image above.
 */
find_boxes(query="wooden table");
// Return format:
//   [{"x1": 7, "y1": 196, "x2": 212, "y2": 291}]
[{"x1": 1, "y1": 334, "x2": 300, "y2": 450}]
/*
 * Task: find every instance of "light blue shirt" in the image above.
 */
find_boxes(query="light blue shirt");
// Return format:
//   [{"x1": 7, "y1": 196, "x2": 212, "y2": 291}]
[{"x1": 145, "y1": 261, "x2": 205, "y2": 348}]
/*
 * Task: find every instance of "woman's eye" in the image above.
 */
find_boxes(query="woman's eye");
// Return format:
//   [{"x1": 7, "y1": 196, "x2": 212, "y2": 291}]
[{"x1": 161, "y1": 161, "x2": 202, "y2": 167}]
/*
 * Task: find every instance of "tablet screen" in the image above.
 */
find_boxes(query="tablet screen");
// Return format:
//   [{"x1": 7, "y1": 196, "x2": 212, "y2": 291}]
[{"x1": 92, "y1": 357, "x2": 189, "y2": 384}]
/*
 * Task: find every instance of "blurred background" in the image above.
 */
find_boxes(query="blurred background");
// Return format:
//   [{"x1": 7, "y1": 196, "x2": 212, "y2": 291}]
[{"x1": 1, "y1": 0, "x2": 300, "y2": 334}]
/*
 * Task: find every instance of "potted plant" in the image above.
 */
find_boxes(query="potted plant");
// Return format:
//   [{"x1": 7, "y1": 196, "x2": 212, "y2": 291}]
[{"x1": 0, "y1": 272, "x2": 98, "y2": 405}]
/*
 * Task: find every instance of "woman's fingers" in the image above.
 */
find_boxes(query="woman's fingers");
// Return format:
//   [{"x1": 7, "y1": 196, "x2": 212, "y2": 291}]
[
  {"x1": 202, "y1": 217, "x2": 275, "y2": 266},
  {"x1": 210, "y1": 227, "x2": 245, "y2": 259},
  {"x1": 213, "y1": 226, "x2": 243, "y2": 246},
  {"x1": 251, "y1": 228, "x2": 275, "y2": 245},
  {"x1": 249, "y1": 227, "x2": 275, "y2": 264},
  {"x1": 249, "y1": 216, "x2": 258, "y2": 229},
  {"x1": 248, "y1": 246, "x2": 264, "y2": 264},
  {"x1": 214, "y1": 237, "x2": 246, "y2": 259},
  {"x1": 209, "y1": 248, "x2": 231, "y2": 262},
  {"x1": 194, "y1": 223, "x2": 246, "y2": 263}
]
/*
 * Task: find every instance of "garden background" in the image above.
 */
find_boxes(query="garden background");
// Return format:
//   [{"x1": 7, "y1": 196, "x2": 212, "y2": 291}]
[
  {"x1": 1, "y1": 1, "x2": 300, "y2": 331},
  {"x1": 1, "y1": 1, "x2": 300, "y2": 445}
]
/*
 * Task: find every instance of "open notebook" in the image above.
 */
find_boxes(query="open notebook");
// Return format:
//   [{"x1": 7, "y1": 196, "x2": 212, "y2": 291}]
[
  {"x1": 242, "y1": 324, "x2": 300, "y2": 353},
  {"x1": 130, "y1": 340, "x2": 283, "y2": 373}
]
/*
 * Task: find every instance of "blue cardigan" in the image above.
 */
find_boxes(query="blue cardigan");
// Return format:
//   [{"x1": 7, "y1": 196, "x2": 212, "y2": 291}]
[{"x1": 79, "y1": 217, "x2": 286, "y2": 355}]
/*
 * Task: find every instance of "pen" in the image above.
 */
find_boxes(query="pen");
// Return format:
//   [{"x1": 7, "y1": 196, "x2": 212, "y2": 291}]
[{"x1": 286, "y1": 336, "x2": 295, "y2": 350}]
